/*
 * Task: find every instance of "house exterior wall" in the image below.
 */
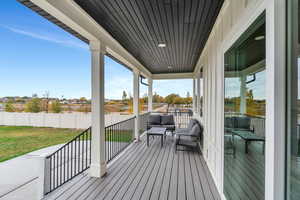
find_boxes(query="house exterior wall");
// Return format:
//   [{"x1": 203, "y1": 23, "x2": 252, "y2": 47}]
[{"x1": 194, "y1": 0, "x2": 286, "y2": 199}]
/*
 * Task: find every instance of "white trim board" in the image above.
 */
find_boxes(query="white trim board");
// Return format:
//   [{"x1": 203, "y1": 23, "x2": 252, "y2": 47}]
[{"x1": 152, "y1": 73, "x2": 194, "y2": 80}]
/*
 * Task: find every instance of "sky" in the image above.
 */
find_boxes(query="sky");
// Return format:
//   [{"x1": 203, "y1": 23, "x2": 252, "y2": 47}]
[
  {"x1": 225, "y1": 70, "x2": 266, "y2": 100},
  {"x1": 0, "y1": 0, "x2": 192, "y2": 99}
]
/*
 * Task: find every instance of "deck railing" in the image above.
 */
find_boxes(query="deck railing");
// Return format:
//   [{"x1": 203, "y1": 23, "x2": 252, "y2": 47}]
[
  {"x1": 42, "y1": 111, "x2": 192, "y2": 195},
  {"x1": 45, "y1": 127, "x2": 91, "y2": 194},
  {"x1": 105, "y1": 116, "x2": 135, "y2": 162}
]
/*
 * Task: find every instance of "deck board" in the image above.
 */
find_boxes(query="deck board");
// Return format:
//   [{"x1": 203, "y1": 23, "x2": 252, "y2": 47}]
[{"x1": 44, "y1": 136, "x2": 220, "y2": 200}]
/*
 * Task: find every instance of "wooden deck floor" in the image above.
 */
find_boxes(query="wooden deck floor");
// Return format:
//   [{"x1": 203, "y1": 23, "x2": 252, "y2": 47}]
[
  {"x1": 224, "y1": 137, "x2": 265, "y2": 200},
  {"x1": 44, "y1": 135, "x2": 220, "y2": 200}
]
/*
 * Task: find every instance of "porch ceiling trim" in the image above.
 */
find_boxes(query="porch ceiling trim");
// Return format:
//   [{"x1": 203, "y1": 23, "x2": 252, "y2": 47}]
[
  {"x1": 18, "y1": 0, "x2": 152, "y2": 78},
  {"x1": 152, "y1": 73, "x2": 194, "y2": 80}
]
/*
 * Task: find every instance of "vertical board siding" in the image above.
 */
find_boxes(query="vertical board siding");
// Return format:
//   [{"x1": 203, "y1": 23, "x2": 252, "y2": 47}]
[{"x1": 193, "y1": 0, "x2": 266, "y2": 196}]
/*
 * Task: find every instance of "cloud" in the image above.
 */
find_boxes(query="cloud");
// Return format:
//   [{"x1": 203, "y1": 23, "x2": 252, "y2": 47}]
[{"x1": 2, "y1": 26, "x2": 88, "y2": 49}]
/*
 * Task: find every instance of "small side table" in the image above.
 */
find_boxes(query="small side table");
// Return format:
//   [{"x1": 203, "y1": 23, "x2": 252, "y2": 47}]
[{"x1": 147, "y1": 127, "x2": 167, "y2": 147}]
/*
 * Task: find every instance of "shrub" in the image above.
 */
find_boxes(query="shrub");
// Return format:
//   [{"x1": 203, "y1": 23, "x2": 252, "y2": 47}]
[
  {"x1": 50, "y1": 100, "x2": 62, "y2": 113},
  {"x1": 5, "y1": 100, "x2": 15, "y2": 112},
  {"x1": 25, "y1": 98, "x2": 41, "y2": 113}
]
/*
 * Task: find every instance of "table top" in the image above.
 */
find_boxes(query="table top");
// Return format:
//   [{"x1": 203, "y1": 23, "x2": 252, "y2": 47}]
[
  {"x1": 231, "y1": 130, "x2": 265, "y2": 141},
  {"x1": 147, "y1": 127, "x2": 167, "y2": 135}
]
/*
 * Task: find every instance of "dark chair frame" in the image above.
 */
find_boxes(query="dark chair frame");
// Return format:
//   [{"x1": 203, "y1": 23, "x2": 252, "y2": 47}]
[{"x1": 174, "y1": 120, "x2": 203, "y2": 153}]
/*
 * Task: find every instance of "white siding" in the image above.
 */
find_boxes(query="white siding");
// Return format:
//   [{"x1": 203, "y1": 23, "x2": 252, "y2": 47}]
[{"x1": 193, "y1": 0, "x2": 268, "y2": 198}]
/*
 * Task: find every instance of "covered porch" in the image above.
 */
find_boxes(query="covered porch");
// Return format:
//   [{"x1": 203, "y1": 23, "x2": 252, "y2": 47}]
[
  {"x1": 15, "y1": 0, "x2": 287, "y2": 200},
  {"x1": 43, "y1": 135, "x2": 219, "y2": 200}
]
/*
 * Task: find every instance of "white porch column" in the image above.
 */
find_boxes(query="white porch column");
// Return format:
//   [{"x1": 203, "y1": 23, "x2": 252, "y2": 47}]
[
  {"x1": 197, "y1": 74, "x2": 201, "y2": 114},
  {"x1": 89, "y1": 41, "x2": 107, "y2": 177},
  {"x1": 240, "y1": 75, "x2": 247, "y2": 114},
  {"x1": 192, "y1": 78, "x2": 197, "y2": 113},
  {"x1": 133, "y1": 70, "x2": 140, "y2": 141},
  {"x1": 148, "y1": 78, "x2": 153, "y2": 112},
  {"x1": 265, "y1": 0, "x2": 286, "y2": 199}
]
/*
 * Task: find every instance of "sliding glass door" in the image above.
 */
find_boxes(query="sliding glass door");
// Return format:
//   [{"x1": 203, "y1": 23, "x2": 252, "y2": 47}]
[
  {"x1": 224, "y1": 14, "x2": 266, "y2": 200},
  {"x1": 287, "y1": 1, "x2": 300, "y2": 199}
]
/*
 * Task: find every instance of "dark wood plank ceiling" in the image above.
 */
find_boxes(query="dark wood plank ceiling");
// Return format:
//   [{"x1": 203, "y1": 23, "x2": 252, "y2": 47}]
[{"x1": 75, "y1": 0, "x2": 224, "y2": 74}]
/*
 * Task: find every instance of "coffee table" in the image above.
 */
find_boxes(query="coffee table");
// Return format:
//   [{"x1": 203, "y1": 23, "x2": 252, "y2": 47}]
[
  {"x1": 147, "y1": 127, "x2": 167, "y2": 147},
  {"x1": 231, "y1": 130, "x2": 265, "y2": 154}
]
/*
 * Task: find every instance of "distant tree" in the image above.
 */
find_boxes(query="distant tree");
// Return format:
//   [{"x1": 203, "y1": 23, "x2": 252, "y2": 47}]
[
  {"x1": 5, "y1": 100, "x2": 15, "y2": 112},
  {"x1": 122, "y1": 91, "x2": 127, "y2": 101},
  {"x1": 184, "y1": 97, "x2": 193, "y2": 105},
  {"x1": 186, "y1": 91, "x2": 191, "y2": 98},
  {"x1": 25, "y1": 98, "x2": 41, "y2": 113},
  {"x1": 153, "y1": 93, "x2": 164, "y2": 103},
  {"x1": 128, "y1": 97, "x2": 133, "y2": 114},
  {"x1": 173, "y1": 96, "x2": 184, "y2": 105},
  {"x1": 142, "y1": 96, "x2": 148, "y2": 103},
  {"x1": 79, "y1": 97, "x2": 87, "y2": 102},
  {"x1": 164, "y1": 94, "x2": 180, "y2": 107},
  {"x1": 43, "y1": 91, "x2": 50, "y2": 113},
  {"x1": 139, "y1": 98, "x2": 145, "y2": 112},
  {"x1": 32, "y1": 93, "x2": 38, "y2": 98},
  {"x1": 50, "y1": 100, "x2": 62, "y2": 113}
]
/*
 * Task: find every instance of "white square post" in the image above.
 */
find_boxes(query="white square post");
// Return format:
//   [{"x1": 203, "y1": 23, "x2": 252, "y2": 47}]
[
  {"x1": 89, "y1": 40, "x2": 107, "y2": 177},
  {"x1": 148, "y1": 78, "x2": 153, "y2": 112},
  {"x1": 196, "y1": 73, "x2": 201, "y2": 114},
  {"x1": 239, "y1": 75, "x2": 247, "y2": 114},
  {"x1": 265, "y1": 0, "x2": 286, "y2": 199},
  {"x1": 133, "y1": 69, "x2": 140, "y2": 141},
  {"x1": 192, "y1": 77, "x2": 197, "y2": 113},
  {"x1": 35, "y1": 155, "x2": 51, "y2": 200}
]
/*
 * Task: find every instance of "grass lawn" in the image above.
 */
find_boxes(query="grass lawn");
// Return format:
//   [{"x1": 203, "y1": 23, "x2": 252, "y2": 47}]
[
  {"x1": 105, "y1": 130, "x2": 133, "y2": 143},
  {"x1": 0, "y1": 126, "x2": 82, "y2": 162}
]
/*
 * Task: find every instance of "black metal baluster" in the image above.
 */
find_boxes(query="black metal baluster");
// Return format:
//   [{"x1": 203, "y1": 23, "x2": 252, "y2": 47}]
[
  {"x1": 56, "y1": 152, "x2": 59, "y2": 189},
  {"x1": 107, "y1": 127, "x2": 109, "y2": 162},
  {"x1": 60, "y1": 149, "x2": 62, "y2": 186},
  {"x1": 71, "y1": 138, "x2": 73, "y2": 178},
  {"x1": 84, "y1": 132, "x2": 86, "y2": 169},
  {"x1": 78, "y1": 136, "x2": 80, "y2": 173},
  {"x1": 89, "y1": 128, "x2": 91, "y2": 165},
  {"x1": 81, "y1": 134, "x2": 84, "y2": 171},
  {"x1": 118, "y1": 123, "x2": 120, "y2": 154},
  {"x1": 49, "y1": 157, "x2": 52, "y2": 191},
  {"x1": 67, "y1": 144, "x2": 69, "y2": 180},
  {"x1": 63, "y1": 147, "x2": 65, "y2": 184},
  {"x1": 74, "y1": 137, "x2": 77, "y2": 176},
  {"x1": 110, "y1": 126, "x2": 113, "y2": 161}
]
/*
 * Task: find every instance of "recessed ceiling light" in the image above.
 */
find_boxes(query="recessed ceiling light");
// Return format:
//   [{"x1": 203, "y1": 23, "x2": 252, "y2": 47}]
[
  {"x1": 254, "y1": 35, "x2": 265, "y2": 41},
  {"x1": 158, "y1": 43, "x2": 166, "y2": 48}
]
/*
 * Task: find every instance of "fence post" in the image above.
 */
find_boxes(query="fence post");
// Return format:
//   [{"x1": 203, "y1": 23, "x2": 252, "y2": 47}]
[{"x1": 35, "y1": 156, "x2": 51, "y2": 199}]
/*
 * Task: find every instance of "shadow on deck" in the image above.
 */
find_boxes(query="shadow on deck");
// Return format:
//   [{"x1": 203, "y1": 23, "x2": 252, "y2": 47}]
[{"x1": 44, "y1": 135, "x2": 220, "y2": 200}]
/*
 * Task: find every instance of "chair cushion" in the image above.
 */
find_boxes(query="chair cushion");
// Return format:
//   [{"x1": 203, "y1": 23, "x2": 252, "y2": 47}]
[
  {"x1": 148, "y1": 115, "x2": 161, "y2": 125},
  {"x1": 234, "y1": 117, "x2": 251, "y2": 129},
  {"x1": 175, "y1": 128, "x2": 190, "y2": 134},
  {"x1": 187, "y1": 119, "x2": 198, "y2": 130},
  {"x1": 190, "y1": 124, "x2": 201, "y2": 137},
  {"x1": 225, "y1": 117, "x2": 234, "y2": 128},
  {"x1": 161, "y1": 115, "x2": 175, "y2": 125}
]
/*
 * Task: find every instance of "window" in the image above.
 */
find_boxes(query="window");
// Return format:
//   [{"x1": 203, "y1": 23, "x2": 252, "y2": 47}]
[
  {"x1": 286, "y1": 1, "x2": 300, "y2": 199},
  {"x1": 224, "y1": 14, "x2": 266, "y2": 200}
]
